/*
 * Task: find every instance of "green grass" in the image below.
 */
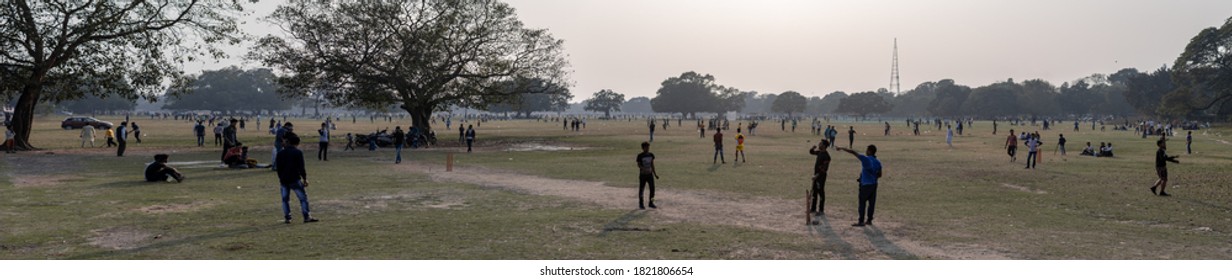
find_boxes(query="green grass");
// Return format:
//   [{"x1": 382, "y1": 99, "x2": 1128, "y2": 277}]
[{"x1": 3, "y1": 115, "x2": 1232, "y2": 259}]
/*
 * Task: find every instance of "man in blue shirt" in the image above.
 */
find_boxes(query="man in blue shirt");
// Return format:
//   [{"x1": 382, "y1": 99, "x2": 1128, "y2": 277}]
[
  {"x1": 838, "y1": 145, "x2": 883, "y2": 227},
  {"x1": 193, "y1": 121, "x2": 206, "y2": 147}
]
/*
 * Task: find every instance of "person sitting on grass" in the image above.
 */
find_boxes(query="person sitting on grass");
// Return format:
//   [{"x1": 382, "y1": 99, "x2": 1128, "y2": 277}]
[
  {"x1": 145, "y1": 154, "x2": 185, "y2": 183},
  {"x1": 223, "y1": 143, "x2": 255, "y2": 168},
  {"x1": 1103, "y1": 143, "x2": 1114, "y2": 157},
  {"x1": 1095, "y1": 142, "x2": 1106, "y2": 157},
  {"x1": 1081, "y1": 142, "x2": 1095, "y2": 156}
]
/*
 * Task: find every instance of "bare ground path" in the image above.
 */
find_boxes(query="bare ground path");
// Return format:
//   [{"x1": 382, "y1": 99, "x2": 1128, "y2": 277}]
[{"x1": 403, "y1": 163, "x2": 1008, "y2": 259}]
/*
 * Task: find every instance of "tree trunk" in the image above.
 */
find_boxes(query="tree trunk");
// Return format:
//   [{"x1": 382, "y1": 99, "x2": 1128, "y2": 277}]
[
  {"x1": 10, "y1": 83, "x2": 43, "y2": 150},
  {"x1": 402, "y1": 104, "x2": 433, "y2": 133},
  {"x1": 604, "y1": 110, "x2": 611, "y2": 119}
]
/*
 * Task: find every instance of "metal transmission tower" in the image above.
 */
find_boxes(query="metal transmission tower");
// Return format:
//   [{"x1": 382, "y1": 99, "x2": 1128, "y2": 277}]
[{"x1": 889, "y1": 38, "x2": 901, "y2": 95}]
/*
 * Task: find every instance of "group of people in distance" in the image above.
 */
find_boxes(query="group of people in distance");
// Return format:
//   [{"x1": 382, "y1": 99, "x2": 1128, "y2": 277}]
[{"x1": 1080, "y1": 141, "x2": 1115, "y2": 157}]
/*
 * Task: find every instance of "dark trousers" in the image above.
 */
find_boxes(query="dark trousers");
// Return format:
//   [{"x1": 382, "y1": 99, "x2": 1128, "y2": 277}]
[
  {"x1": 858, "y1": 184, "x2": 878, "y2": 224},
  {"x1": 811, "y1": 175, "x2": 826, "y2": 213},
  {"x1": 116, "y1": 141, "x2": 127, "y2": 157},
  {"x1": 713, "y1": 145, "x2": 724, "y2": 163},
  {"x1": 106, "y1": 137, "x2": 116, "y2": 147},
  {"x1": 196, "y1": 135, "x2": 205, "y2": 146},
  {"x1": 1025, "y1": 151, "x2": 1037, "y2": 168},
  {"x1": 1187, "y1": 143, "x2": 1192, "y2": 154},
  {"x1": 466, "y1": 139, "x2": 473, "y2": 152},
  {"x1": 214, "y1": 134, "x2": 222, "y2": 146},
  {"x1": 638, "y1": 174, "x2": 655, "y2": 206},
  {"x1": 318, "y1": 142, "x2": 329, "y2": 161}
]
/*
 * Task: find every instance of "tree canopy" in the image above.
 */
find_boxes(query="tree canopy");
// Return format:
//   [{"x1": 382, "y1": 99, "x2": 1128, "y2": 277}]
[
  {"x1": 584, "y1": 89, "x2": 625, "y2": 118},
  {"x1": 252, "y1": 0, "x2": 569, "y2": 131},
  {"x1": 163, "y1": 67, "x2": 290, "y2": 113},
  {"x1": 0, "y1": 0, "x2": 244, "y2": 149},
  {"x1": 650, "y1": 71, "x2": 743, "y2": 117},
  {"x1": 771, "y1": 91, "x2": 807, "y2": 117},
  {"x1": 1167, "y1": 16, "x2": 1232, "y2": 119},
  {"x1": 836, "y1": 91, "x2": 892, "y2": 118}
]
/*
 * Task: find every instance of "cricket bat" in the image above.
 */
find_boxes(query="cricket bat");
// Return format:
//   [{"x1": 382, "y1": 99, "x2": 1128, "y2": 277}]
[{"x1": 805, "y1": 189, "x2": 812, "y2": 225}]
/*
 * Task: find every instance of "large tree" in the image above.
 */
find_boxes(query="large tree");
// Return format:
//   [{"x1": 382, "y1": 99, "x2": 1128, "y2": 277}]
[
  {"x1": 835, "y1": 91, "x2": 891, "y2": 118},
  {"x1": 650, "y1": 71, "x2": 744, "y2": 118},
  {"x1": 252, "y1": 0, "x2": 569, "y2": 132},
  {"x1": 58, "y1": 93, "x2": 136, "y2": 115},
  {"x1": 583, "y1": 89, "x2": 624, "y2": 118},
  {"x1": 164, "y1": 67, "x2": 291, "y2": 113},
  {"x1": 1167, "y1": 16, "x2": 1232, "y2": 119},
  {"x1": 771, "y1": 91, "x2": 807, "y2": 118},
  {"x1": 926, "y1": 79, "x2": 971, "y2": 117},
  {"x1": 622, "y1": 97, "x2": 653, "y2": 114},
  {"x1": 0, "y1": 0, "x2": 244, "y2": 150},
  {"x1": 1121, "y1": 67, "x2": 1172, "y2": 116}
]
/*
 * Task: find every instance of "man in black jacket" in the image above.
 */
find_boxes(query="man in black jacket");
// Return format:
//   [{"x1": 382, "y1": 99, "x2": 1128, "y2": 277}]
[{"x1": 275, "y1": 134, "x2": 318, "y2": 224}]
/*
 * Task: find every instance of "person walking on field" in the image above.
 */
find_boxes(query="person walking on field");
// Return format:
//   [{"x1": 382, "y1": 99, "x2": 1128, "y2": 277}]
[
  {"x1": 344, "y1": 133, "x2": 355, "y2": 151},
  {"x1": 115, "y1": 122, "x2": 128, "y2": 157},
  {"x1": 809, "y1": 139, "x2": 832, "y2": 220},
  {"x1": 837, "y1": 145, "x2": 882, "y2": 227},
  {"x1": 1182, "y1": 131, "x2": 1192, "y2": 155},
  {"x1": 194, "y1": 121, "x2": 206, "y2": 147},
  {"x1": 847, "y1": 126, "x2": 856, "y2": 149},
  {"x1": 734, "y1": 128, "x2": 747, "y2": 163},
  {"x1": 1005, "y1": 129, "x2": 1018, "y2": 162},
  {"x1": 465, "y1": 125, "x2": 476, "y2": 153},
  {"x1": 104, "y1": 127, "x2": 116, "y2": 147},
  {"x1": 1024, "y1": 134, "x2": 1039, "y2": 169},
  {"x1": 274, "y1": 134, "x2": 318, "y2": 224},
  {"x1": 946, "y1": 125, "x2": 953, "y2": 148},
  {"x1": 393, "y1": 126, "x2": 406, "y2": 164},
  {"x1": 636, "y1": 142, "x2": 660, "y2": 209},
  {"x1": 648, "y1": 119, "x2": 656, "y2": 142},
  {"x1": 131, "y1": 122, "x2": 142, "y2": 143},
  {"x1": 81, "y1": 124, "x2": 96, "y2": 148},
  {"x1": 317, "y1": 122, "x2": 330, "y2": 161},
  {"x1": 1058, "y1": 134, "x2": 1067, "y2": 156},
  {"x1": 213, "y1": 122, "x2": 224, "y2": 146},
  {"x1": 884, "y1": 122, "x2": 890, "y2": 136},
  {"x1": 1151, "y1": 139, "x2": 1180, "y2": 196},
  {"x1": 712, "y1": 128, "x2": 726, "y2": 164}
]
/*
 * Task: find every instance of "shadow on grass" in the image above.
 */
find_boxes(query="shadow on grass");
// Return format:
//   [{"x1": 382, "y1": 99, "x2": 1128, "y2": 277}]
[
  {"x1": 66, "y1": 224, "x2": 286, "y2": 260},
  {"x1": 809, "y1": 215, "x2": 856, "y2": 260},
  {"x1": 863, "y1": 225, "x2": 919, "y2": 260},
  {"x1": 599, "y1": 210, "x2": 655, "y2": 237},
  {"x1": 707, "y1": 164, "x2": 721, "y2": 172}
]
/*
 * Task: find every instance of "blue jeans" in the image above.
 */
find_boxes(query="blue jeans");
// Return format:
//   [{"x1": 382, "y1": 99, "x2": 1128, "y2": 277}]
[
  {"x1": 395, "y1": 144, "x2": 404, "y2": 163},
  {"x1": 196, "y1": 135, "x2": 204, "y2": 146},
  {"x1": 713, "y1": 145, "x2": 724, "y2": 163},
  {"x1": 280, "y1": 182, "x2": 310, "y2": 220}
]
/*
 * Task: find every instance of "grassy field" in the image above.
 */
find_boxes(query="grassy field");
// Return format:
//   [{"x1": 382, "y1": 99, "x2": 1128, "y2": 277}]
[{"x1": 2, "y1": 114, "x2": 1231, "y2": 259}]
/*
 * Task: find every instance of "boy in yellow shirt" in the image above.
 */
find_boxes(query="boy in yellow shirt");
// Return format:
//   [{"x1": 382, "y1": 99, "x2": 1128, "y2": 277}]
[
  {"x1": 735, "y1": 128, "x2": 746, "y2": 163},
  {"x1": 104, "y1": 127, "x2": 116, "y2": 147}
]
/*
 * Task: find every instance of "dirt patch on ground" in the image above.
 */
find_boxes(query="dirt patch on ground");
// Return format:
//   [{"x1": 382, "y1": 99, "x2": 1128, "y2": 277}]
[
  {"x1": 1001, "y1": 183, "x2": 1048, "y2": 194},
  {"x1": 136, "y1": 201, "x2": 214, "y2": 214},
  {"x1": 403, "y1": 163, "x2": 1010, "y2": 260},
  {"x1": 87, "y1": 227, "x2": 156, "y2": 250},
  {"x1": 318, "y1": 189, "x2": 470, "y2": 215},
  {"x1": 9, "y1": 175, "x2": 79, "y2": 188}
]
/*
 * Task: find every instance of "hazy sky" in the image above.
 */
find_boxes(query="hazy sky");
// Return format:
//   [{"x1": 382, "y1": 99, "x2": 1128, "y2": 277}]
[{"x1": 195, "y1": 0, "x2": 1232, "y2": 101}]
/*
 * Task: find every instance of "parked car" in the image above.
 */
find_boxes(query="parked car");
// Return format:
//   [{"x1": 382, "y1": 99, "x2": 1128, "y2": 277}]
[{"x1": 60, "y1": 117, "x2": 113, "y2": 130}]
